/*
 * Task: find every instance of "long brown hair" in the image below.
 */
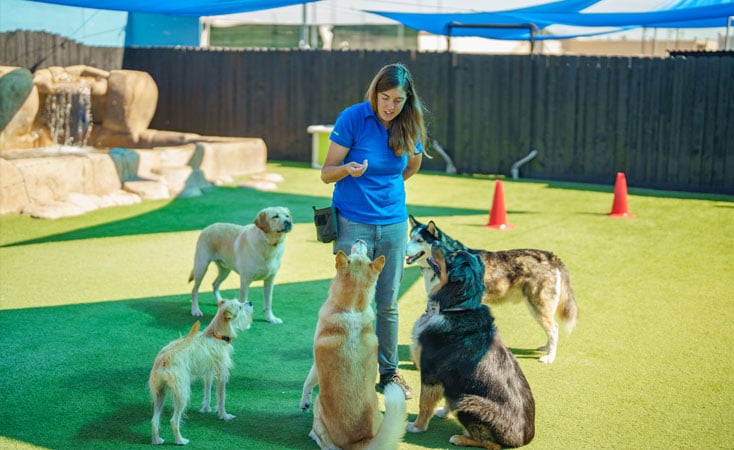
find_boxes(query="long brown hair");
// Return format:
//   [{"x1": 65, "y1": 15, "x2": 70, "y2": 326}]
[{"x1": 366, "y1": 63, "x2": 427, "y2": 158}]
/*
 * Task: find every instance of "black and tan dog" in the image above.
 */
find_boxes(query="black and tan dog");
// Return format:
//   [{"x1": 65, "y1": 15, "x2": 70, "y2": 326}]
[
  {"x1": 406, "y1": 215, "x2": 577, "y2": 363},
  {"x1": 406, "y1": 242, "x2": 535, "y2": 450}
]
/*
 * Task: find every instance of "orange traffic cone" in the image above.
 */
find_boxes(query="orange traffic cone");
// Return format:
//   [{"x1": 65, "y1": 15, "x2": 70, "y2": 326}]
[
  {"x1": 486, "y1": 180, "x2": 515, "y2": 230},
  {"x1": 608, "y1": 172, "x2": 635, "y2": 218}
]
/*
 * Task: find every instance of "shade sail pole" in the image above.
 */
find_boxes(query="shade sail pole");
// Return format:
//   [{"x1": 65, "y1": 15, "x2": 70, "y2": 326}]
[{"x1": 299, "y1": 3, "x2": 308, "y2": 48}]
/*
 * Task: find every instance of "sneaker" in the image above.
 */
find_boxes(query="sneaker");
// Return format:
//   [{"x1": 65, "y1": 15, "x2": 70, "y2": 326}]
[{"x1": 379, "y1": 372, "x2": 413, "y2": 400}]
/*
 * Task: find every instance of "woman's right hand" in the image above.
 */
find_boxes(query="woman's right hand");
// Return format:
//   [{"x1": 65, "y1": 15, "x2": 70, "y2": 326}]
[
  {"x1": 322, "y1": 141, "x2": 368, "y2": 183},
  {"x1": 346, "y1": 159, "x2": 368, "y2": 178}
]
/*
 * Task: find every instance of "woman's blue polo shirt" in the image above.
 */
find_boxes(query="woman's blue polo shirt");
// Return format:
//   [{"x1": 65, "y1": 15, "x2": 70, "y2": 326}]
[{"x1": 329, "y1": 101, "x2": 423, "y2": 225}]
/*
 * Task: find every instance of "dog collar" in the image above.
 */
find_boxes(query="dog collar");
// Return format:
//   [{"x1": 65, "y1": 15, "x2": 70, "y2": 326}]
[
  {"x1": 209, "y1": 333, "x2": 232, "y2": 344},
  {"x1": 441, "y1": 307, "x2": 469, "y2": 312}
]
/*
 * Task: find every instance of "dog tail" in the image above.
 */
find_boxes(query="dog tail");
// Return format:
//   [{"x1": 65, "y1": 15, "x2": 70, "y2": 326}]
[
  {"x1": 149, "y1": 321, "x2": 201, "y2": 397},
  {"x1": 557, "y1": 266, "x2": 578, "y2": 334},
  {"x1": 165, "y1": 321, "x2": 201, "y2": 355},
  {"x1": 365, "y1": 383, "x2": 407, "y2": 450},
  {"x1": 185, "y1": 321, "x2": 201, "y2": 341}
]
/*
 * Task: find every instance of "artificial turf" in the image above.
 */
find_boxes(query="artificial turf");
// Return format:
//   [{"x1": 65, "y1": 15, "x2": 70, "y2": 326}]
[{"x1": 1, "y1": 161, "x2": 732, "y2": 449}]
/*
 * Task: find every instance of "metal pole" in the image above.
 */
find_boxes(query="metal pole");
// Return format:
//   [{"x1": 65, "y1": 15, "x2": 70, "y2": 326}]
[
  {"x1": 641, "y1": 27, "x2": 646, "y2": 55},
  {"x1": 299, "y1": 3, "x2": 307, "y2": 49}
]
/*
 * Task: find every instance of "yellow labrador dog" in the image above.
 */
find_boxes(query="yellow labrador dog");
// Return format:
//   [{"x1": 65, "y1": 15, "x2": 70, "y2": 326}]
[
  {"x1": 300, "y1": 240, "x2": 407, "y2": 449},
  {"x1": 189, "y1": 206, "x2": 292, "y2": 323}
]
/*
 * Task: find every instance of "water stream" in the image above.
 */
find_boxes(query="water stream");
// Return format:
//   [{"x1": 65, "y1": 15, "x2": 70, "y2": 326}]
[{"x1": 44, "y1": 83, "x2": 93, "y2": 147}]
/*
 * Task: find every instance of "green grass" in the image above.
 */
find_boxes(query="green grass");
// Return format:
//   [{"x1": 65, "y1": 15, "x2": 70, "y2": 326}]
[{"x1": 1, "y1": 161, "x2": 733, "y2": 449}]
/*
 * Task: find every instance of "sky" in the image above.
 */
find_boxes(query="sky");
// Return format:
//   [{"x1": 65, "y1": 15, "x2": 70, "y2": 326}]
[{"x1": 208, "y1": 0, "x2": 730, "y2": 41}]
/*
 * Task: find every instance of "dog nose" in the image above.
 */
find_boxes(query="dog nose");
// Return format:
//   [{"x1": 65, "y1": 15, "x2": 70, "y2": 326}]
[{"x1": 351, "y1": 239, "x2": 368, "y2": 255}]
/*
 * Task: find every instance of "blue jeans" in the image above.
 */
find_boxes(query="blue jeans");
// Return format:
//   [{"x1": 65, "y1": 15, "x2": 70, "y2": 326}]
[{"x1": 334, "y1": 213, "x2": 407, "y2": 375}]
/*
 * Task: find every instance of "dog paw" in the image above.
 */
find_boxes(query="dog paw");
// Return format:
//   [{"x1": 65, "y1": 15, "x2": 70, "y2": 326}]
[
  {"x1": 434, "y1": 407, "x2": 448, "y2": 418},
  {"x1": 191, "y1": 308, "x2": 203, "y2": 317},
  {"x1": 175, "y1": 437, "x2": 189, "y2": 445},
  {"x1": 539, "y1": 354, "x2": 555, "y2": 363},
  {"x1": 200, "y1": 406, "x2": 211, "y2": 413},
  {"x1": 406, "y1": 422, "x2": 426, "y2": 433},
  {"x1": 152, "y1": 437, "x2": 164, "y2": 445},
  {"x1": 300, "y1": 398, "x2": 311, "y2": 411},
  {"x1": 219, "y1": 413, "x2": 236, "y2": 420},
  {"x1": 265, "y1": 314, "x2": 283, "y2": 324},
  {"x1": 308, "y1": 430, "x2": 321, "y2": 446}
]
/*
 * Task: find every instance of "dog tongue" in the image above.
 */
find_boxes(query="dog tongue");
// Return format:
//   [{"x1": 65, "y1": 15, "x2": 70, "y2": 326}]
[{"x1": 405, "y1": 251, "x2": 424, "y2": 265}]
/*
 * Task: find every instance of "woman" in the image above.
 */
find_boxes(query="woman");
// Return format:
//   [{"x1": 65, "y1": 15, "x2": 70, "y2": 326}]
[{"x1": 320, "y1": 63, "x2": 427, "y2": 399}]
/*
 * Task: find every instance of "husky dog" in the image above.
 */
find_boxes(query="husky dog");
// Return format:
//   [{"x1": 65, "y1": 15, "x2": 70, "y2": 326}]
[
  {"x1": 149, "y1": 298, "x2": 253, "y2": 445},
  {"x1": 406, "y1": 215, "x2": 577, "y2": 363},
  {"x1": 407, "y1": 242, "x2": 535, "y2": 450}
]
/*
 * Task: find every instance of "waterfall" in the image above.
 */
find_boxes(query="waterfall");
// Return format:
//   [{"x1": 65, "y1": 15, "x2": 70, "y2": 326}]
[{"x1": 44, "y1": 84, "x2": 93, "y2": 147}]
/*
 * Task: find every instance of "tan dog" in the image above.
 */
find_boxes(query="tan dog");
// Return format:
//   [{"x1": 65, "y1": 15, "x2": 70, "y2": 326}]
[
  {"x1": 149, "y1": 298, "x2": 253, "y2": 445},
  {"x1": 189, "y1": 206, "x2": 293, "y2": 322},
  {"x1": 300, "y1": 240, "x2": 407, "y2": 450}
]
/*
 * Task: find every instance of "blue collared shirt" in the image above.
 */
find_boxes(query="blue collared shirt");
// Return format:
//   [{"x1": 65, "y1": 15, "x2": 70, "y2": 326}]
[{"x1": 330, "y1": 101, "x2": 422, "y2": 225}]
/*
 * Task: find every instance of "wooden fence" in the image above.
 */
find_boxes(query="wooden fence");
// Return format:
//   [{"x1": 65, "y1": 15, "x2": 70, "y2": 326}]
[
  {"x1": 0, "y1": 31, "x2": 123, "y2": 71},
  {"x1": 2, "y1": 31, "x2": 732, "y2": 194}
]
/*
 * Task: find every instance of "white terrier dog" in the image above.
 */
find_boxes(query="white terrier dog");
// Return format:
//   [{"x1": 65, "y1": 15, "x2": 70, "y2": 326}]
[{"x1": 149, "y1": 298, "x2": 253, "y2": 445}]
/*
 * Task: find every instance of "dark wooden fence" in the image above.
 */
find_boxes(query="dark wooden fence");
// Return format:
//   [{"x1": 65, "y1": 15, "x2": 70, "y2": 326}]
[
  {"x1": 0, "y1": 31, "x2": 123, "y2": 71},
  {"x1": 2, "y1": 31, "x2": 732, "y2": 194}
]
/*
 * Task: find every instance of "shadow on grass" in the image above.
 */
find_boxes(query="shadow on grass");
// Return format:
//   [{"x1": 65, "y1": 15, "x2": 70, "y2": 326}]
[
  {"x1": 0, "y1": 276, "x2": 333, "y2": 449},
  {"x1": 76, "y1": 395, "x2": 151, "y2": 445},
  {"x1": 509, "y1": 347, "x2": 544, "y2": 360},
  {"x1": 403, "y1": 415, "x2": 466, "y2": 449},
  {"x1": 74, "y1": 373, "x2": 314, "y2": 448},
  {"x1": 510, "y1": 176, "x2": 734, "y2": 201},
  {"x1": 399, "y1": 343, "x2": 543, "y2": 373},
  {"x1": 420, "y1": 168, "x2": 734, "y2": 200},
  {"x1": 0, "y1": 258, "x2": 462, "y2": 449},
  {"x1": 1, "y1": 186, "x2": 485, "y2": 248}
]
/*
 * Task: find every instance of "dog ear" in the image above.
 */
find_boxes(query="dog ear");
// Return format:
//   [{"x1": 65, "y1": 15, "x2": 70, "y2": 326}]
[
  {"x1": 254, "y1": 210, "x2": 270, "y2": 233},
  {"x1": 409, "y1": 215, "x2": 418, "y2": 227},
  {"x1": 447, "y1": 262, "x2": 465, "y2": 284},
  {"x1": 371, "y1": 255, "x2": 386, "y2": 273},
  {"x1": 335, "y1": 250, "x2": 348, "y2": 269},
  {"x1": 427, "y1": 221, "x2": 439, "y2": 237},
  {"x1": 449, "y1": 253, "x2": 485, "y2": 303}
]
